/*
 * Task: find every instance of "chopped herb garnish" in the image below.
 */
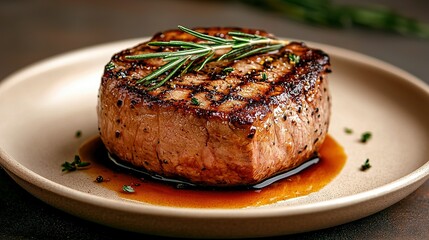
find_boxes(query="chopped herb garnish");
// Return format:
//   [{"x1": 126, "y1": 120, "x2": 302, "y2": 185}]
[
  {"x1": 344, "y1": 128, "x2": 353, "y2": 134},
  {"x1": 77, "y1": 162, "x2": 90, "y2": 167},
  {"x1": 61, "y1": 162, "x2": 75, "y2": 172},
  {"x1": 261, "y1": 72, "x2": 267, "y2": 80},
  {"x1": 61, "y1": 155, "x2": 91, "y2": 172},
  {"x1": 223, "y1": 67, "x2": 234, "y2": 73},
  {"x1": 74, "y1": 155, "x2": 81, "y2": 164},
  {"x1": 288, "y1": 53, "x2": 300, "y2": 64},
  {"x1": 361, "y1": 159, "x2": 371, "y2": 171},
  {"x1": 191, "y1": 97, "x2": 200, "y2": 106},
  {"x1": 105, "y1": 61, "x2": 115, "y2": 71},
  {"x1": 122, "y1": 185, "x2": 135, "y2": 193},
  {"x1": 75, "y1": 130, "x2": 82, "y2": 138},
  {"x1": 360, "y1": 132, "x2": 372, "y2": 143}
]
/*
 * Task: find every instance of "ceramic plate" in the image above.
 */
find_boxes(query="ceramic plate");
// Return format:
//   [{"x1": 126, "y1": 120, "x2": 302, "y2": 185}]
[{"x1": 0, "y1": 39, "x2": 428, "y2": 238}]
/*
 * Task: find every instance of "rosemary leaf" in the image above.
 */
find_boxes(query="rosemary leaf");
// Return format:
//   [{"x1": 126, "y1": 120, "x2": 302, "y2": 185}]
[
  {"x1": 147, "y1": 57, "x2": 189, "y2": 90},
  {"x1": 231, "y1": 41, "x2": 252, "y2": 49},
  {"x1": 149, "y1": 41, "x2": 205, "y2": 49},
  {"x1": 162, "y1": 56, "x2": 182, "y2": 62},
  {"x1": 217, "y1": 46, "x2": 252, "y2": 61},
  {"x1": 195, "y1": 52, "x2": 215, "y2": 71},
  {"x1": 165, "y1": 48, "x2": 211, "y2": 58},
  {"x1": 178, "y1": 25, "x2": 232, "y2": 44},
  {"x1": 126, "y1": 52, "x2": 171, "y2": 60},
  {"x1": 231, "y1": 36, "x2": 254, "y2": 43},
  {"x1": 180, "y1": 58, "x2": 197, "y2": 76},
  {"x1": 138, "y1": 57, "x2": 187, "y2": 84},
  {"x1": 235, "y1": 44, "x2": 284, "y2": 59},
  {"x1": 228, "y1": 31, "x2": 265, "y2": 39}
]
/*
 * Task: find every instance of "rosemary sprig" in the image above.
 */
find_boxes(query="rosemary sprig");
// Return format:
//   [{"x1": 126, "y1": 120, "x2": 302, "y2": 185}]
[
  {"x1": 244, "y1": 0, "x2": 429, "y2": 39},
  {"x1": 125, "y1": 25, "x2": 289, "y2": 90}
]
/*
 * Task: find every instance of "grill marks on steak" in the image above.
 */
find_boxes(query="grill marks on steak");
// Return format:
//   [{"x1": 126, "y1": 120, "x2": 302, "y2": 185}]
[{"x1": 98, "y1": 27, "x2": 331, "y2": 186}]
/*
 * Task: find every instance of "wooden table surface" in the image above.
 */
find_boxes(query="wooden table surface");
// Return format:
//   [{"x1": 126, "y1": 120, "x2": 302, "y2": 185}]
[{"x1": 1, "y1": 0, "x2": 428, "y2": 239}]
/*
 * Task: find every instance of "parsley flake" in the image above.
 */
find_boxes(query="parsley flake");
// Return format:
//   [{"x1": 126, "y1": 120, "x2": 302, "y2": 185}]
[
  {"x1": 122, "y1": 185, "x2": 135, "y2": 193},
  {"x1": 75, "y1": 130, "x2": 82, "y2": 138},
  {"x1": 361, "y1": 159, "x2": 371, "y2": 171},
  {"x1": 191, "y1": 97, "x2": 200, "y2": 106},
  {"x1": 344, "y1": 128, "x2": 353, "y2": 134},
  {"x1": 360, "y1": 132, "x2": 372, "y2": 143},
  {"x1": 61, "y1": 155, "x2": 91, "y2": 172},
  {"x1": 288, "y1": 53, "x2": 300, "y2": 64},
  {"x1": 105, "y1": 61, "x2": 115, "y2": 71}
]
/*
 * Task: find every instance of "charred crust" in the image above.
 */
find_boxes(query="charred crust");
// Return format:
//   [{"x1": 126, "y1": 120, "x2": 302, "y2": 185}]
[{"x1": 101, "y1": 28, "x2": 330, "y2": 126}]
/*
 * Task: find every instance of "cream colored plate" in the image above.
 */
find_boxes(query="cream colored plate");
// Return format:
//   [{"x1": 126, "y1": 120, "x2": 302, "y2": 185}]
[{"x1": 0, "y1": 39, "x2": 428, "y2": 238}]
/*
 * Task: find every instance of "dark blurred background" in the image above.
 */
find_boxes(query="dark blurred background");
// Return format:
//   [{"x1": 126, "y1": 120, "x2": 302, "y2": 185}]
[
  {"x1": 1, "y1": 0, "x2": 429, "y2": 81},
  {"x1": 0, "y1": 0, "x2": 428, "y2": 239}
]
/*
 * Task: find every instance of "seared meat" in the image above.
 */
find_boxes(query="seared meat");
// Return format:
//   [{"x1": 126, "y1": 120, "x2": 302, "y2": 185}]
[{"x1": 97, "y1": 27, "x2": 331, "y2": 187}]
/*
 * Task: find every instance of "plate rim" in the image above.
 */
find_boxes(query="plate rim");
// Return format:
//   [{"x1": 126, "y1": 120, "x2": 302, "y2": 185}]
[{"x1": 0, "y1": 38, "x2": 428, "y2": 219}]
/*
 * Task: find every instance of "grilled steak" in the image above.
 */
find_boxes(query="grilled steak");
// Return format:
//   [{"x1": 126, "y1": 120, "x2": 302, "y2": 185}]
[{"x1": 97, "y1": 27, "x2": 331, "y2": 187}]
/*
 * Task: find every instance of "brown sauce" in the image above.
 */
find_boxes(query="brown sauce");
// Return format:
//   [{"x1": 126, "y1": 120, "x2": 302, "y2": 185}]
[{"x1": 79, "y1": 135, "x2": 346, "y2": 208}]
